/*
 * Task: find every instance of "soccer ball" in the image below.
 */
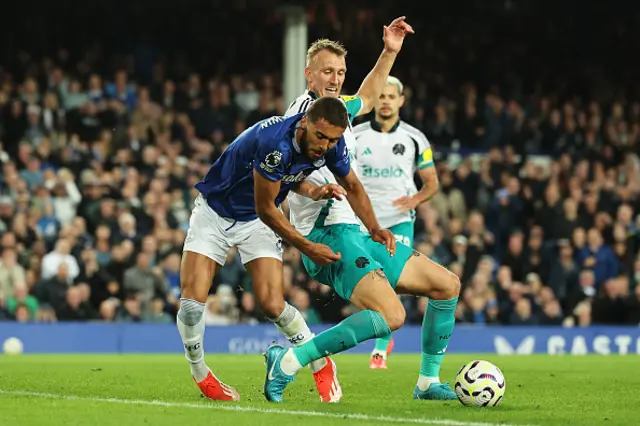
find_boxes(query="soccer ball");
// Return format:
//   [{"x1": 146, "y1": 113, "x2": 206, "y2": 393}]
[
  {"x1": 454, "y1": 360, "x2": 505, "y2": 407},
  {"x1": 2, "y1": 337, "x2": 24, "y2": 355}
]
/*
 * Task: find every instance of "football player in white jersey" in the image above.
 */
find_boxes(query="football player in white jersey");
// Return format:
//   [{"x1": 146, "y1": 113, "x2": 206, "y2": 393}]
[
  {"x1": 270, "y1": 19, "x2": 459, "y2": 403},
  {"x1": 353, "y1": 76, "x2": 440, "y2": 369},
  {"x1": 283, "y1": 16, "x2": 414, "y2": 403}
]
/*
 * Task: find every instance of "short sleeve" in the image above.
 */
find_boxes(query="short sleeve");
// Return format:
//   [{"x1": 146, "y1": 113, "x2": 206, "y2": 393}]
[
  {"x1": 325, "y1": 137, "x2": 351, "y2": 177},
  {"x1": 410, "y1": 130, "x2": 434, "y2": 170},
  {"x1": 339, "y1": 95, "x2": 364, "y2": 123},
  {"x1": 254, "y1": 138, "x2": 290, "y2": 182}
]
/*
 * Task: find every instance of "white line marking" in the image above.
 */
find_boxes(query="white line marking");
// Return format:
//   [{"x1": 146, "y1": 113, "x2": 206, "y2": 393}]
[{"x1": 0, "y1": 390, "x2": 529, "y2": 426}]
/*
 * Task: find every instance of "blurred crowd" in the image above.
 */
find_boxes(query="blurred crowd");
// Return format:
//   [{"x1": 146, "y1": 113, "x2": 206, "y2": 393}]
[{"x1": 0, "y1": 0, "x2": 639, "y2": 327}]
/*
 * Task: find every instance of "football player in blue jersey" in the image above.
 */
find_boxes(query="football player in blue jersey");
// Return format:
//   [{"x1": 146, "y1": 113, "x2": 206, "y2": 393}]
[{"x1": 176, "y1": 96, "x2": 396, "y2": 401}]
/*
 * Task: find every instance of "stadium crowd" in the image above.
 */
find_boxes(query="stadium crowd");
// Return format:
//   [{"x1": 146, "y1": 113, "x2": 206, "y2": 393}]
[{"x1": 1, "y1": 0, "x2": 639, "y2": 327}]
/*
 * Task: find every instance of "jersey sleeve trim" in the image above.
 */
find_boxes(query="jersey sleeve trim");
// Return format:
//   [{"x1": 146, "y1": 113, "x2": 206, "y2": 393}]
[{"x1": 417, "y1": 147, "x2": 435, "y2": 169}]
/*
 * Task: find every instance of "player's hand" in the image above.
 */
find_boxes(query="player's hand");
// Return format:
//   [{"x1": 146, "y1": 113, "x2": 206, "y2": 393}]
[
  {"x1": 306, "y1": 243, "x2": 342, "y2": 266},
  {"x1": 383, "y1": 16, "x2": 415, "y2": 54},
  {"x1": 393, "y1": 195, "x2": 418, "y2": 212},
  {"x1": 370, "y1": 228, "x2": 397, "y2": 256},
  {"x1": 310, "y1": 184, "x2": 347, "y2": 201}
]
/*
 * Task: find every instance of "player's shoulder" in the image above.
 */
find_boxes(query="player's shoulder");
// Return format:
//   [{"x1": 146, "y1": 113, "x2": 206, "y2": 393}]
[
  {"x1": 255, "y1": 115, "x2": 299, "y2": 149},
  {"x1": 285, "y1": 92, "x2": 315, "y2": 116},
  {"x1": 399, "y1": 121, "x2": 430, "y2": 145},
  {"x1": 352, "y1": 120, "x2": 372, "y2": 134},
  {"x1": 398, "y1": 121, "x2": 427, "y2": 138}
]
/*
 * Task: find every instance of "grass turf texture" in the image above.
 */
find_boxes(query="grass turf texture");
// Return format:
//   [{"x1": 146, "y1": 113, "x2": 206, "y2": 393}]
[{"x1": 0, "y1": 354, "x2": 635, "y2": 426}]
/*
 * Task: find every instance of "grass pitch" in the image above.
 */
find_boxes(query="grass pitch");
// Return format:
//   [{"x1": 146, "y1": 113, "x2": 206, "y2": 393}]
[{"x1": 0, "y1": 354, "x2": 635, "y2": 425}]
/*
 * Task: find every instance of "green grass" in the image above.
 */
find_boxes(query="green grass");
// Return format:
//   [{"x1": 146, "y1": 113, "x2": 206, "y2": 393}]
[{"x1": 0, "y1": 354, "x2": 636, "y2": 426}]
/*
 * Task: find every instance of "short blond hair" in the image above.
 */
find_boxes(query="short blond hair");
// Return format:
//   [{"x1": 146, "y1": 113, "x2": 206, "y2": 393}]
[{"x1": 306, "y1": 39, "x2": 347, "y2": 66}]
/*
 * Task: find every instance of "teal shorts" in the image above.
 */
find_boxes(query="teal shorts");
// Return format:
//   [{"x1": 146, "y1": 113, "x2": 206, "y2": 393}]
[
  {"x1": 388, "y1": 221, "x2": 415, "y2": 247},
  {"x1": 302, "y1": 224, "x2": 414, "y2": 300}
]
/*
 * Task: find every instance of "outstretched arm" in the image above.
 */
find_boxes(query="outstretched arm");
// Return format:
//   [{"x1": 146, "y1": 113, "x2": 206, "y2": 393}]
[{"x1": 356, "y1": 16, "x2": 414, "y2": 116}]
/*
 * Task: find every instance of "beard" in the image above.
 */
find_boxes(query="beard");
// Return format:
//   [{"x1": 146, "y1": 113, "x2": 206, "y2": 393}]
[
  {"x1": 378, "y1": 111, "x2": 395, "y2": 120},
  {"x1": 299, "y1": 129, "x2": 311, "y2": 157}
]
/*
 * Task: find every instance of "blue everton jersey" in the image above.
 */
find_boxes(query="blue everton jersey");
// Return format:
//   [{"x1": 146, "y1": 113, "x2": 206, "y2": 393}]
[{"x1": 194, "y1": 113, "x2": 351, "y2": 221}]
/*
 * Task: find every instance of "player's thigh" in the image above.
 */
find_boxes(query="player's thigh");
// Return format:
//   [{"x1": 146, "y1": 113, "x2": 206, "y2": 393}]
[
  {"x1": 367, "y1": 233, "x2": 415, "y2": 291},
  {"x1": 181, "y1": 195, "x2": 230, "y2": 302},
  {"x1": 302, "y1": 224, "x2": 375, "y2": 301},
  {"x1": 237, "y1": 218, "x2": 285, "y2": 318},
  {"x1": 396, "y1": 251, "x2": 461, "y2": 300},
  {"x1": 349, "y1": 269, "x2": 406, "y2": 331},
  {"x1": 180, "y1": 251, "x2": 220, "y2": 303}
]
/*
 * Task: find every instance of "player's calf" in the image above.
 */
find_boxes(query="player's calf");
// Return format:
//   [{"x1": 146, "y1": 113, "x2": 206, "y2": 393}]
[
  {"x1": 396, "y1": 252, "x2": 459, "y2": 401},
  {"x1": 177, "y1": 251, "x2": 239, "y2": 401},
  {"x1": 247, "y1": 257, "x2": 343, "y2": 402}
]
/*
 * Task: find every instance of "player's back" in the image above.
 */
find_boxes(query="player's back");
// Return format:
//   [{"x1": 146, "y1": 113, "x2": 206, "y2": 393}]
[{"x1": 195, "y1": 115, "x2": 305, "y2": 221}]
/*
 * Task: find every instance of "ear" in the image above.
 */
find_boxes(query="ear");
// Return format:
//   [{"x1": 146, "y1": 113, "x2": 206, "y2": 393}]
[
  {"x1": 300, "y1": 115, "x2": 308, "y2": 128},
  {"x1": 399, "y1": 94, "x2": 405, "y2": 108},
  {"x1": 304, "y1": 66, "x2": 312, "y2": 83}
]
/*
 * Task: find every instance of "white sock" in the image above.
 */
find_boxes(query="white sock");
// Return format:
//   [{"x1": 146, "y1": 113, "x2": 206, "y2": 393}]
[
  {"x1": 177, "y1": 299, "x2": 210, "y2": 382},
  {"x1": 371, "y1": 349, "x2": 387, "y2": 359},
  {"x1": 271, "y1": 303, "x2": 327, "y2": 373},
  {"x1": 280, "y1": 348, "x2": 303, "y2": 376},
  {"x1": 417, "y1": 375, "x2": 441, "y2": 391}
]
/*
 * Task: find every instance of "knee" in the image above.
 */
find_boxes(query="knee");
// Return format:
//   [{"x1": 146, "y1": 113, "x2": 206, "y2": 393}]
[
  {"x1": 446, "y1": 272, "x2": 462, "y2": 299},
  {"x1": 256, "y1": 292, "x2": 285, "y2": 319},
  {"x1": 381, "y1": 302, "x2": 406, "y2": 331}
]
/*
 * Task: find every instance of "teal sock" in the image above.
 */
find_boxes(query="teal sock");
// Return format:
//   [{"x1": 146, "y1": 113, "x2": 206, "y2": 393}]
[
  {"x1": 420, "y1": 297, "x2": 458, "y2": 378},
  {"x1": 373, "y1": 333, "x2": 393, "y2": 353},
  {"x1": 293, "y1": 310, "x2": 391, "y2": 366}
]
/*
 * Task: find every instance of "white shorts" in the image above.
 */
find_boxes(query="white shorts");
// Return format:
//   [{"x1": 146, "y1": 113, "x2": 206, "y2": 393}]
[{"x1": 183, "y1": 195, "x2": 283, "y2": 265}]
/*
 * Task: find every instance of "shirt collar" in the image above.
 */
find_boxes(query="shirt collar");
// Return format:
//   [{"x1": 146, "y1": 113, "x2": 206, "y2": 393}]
[{"x1": 370, "y1": 117, "x2": 401, "y2": 133}]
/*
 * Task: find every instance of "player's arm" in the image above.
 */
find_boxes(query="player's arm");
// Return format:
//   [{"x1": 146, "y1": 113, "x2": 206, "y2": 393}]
[
  {"x1": 394, "y1": 143, "x2": 439, "y2": 211},
  {"x1": 335, "y1": 169, "x2": 379, "y2": 232},
  {"x1": 253, "y1": 171, "x2": 341, "y2": 266},
  {"x1": 326, "y1": 139, "x2": 395, "y2": 253},
  {"x1": 413, "y1": 164, "x2": 439, "y2": 204},
  {"x1": 334, "y1": 169, "x2": 396, "y2": 254},
  {"x1": 253, "y1": 171, "x2": 314, "y2": 252},
  {"x1": 292, "y1": 180, "x2": 346, "y2": 201},
  {"x1": 354, "y1": 17, "x2": 414, "y2": 116}
]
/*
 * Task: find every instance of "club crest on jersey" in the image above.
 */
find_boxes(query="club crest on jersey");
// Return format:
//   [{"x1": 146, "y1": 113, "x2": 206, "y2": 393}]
[
  {"x1": 313, "y1": 157, "x2": 326, "y2": 167},
  {"x1": 265, "y1": 150, "x2": 282, "y2": 168},
  {"x1": 392, "y1": 143, "x2": 406, "y2": 155}
]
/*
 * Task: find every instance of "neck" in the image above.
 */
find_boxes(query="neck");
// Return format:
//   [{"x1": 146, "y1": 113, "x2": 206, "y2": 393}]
[{"x1": 376, "y1": 116, "x2": 399, "y2": 133}]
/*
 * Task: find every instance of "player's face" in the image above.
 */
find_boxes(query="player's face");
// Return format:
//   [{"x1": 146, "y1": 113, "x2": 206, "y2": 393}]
[
  {"x1": 305, "y1": 50, "x2": 346, "y2": 98},
  {"x1": 300, "y1": 117, "x2": 345, "y2": 160},
  {"x1": 376, "y1": 83, "x2": 404, "y2": 120}
]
